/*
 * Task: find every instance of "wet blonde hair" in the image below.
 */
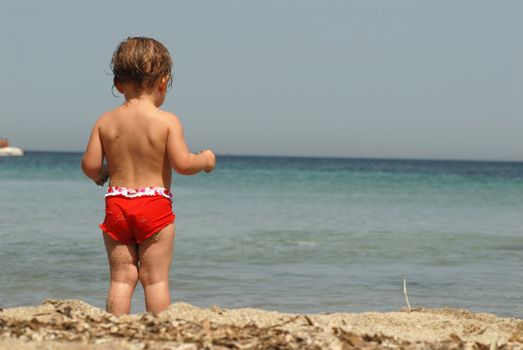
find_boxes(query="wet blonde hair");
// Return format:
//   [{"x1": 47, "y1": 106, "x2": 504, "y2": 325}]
[{"x1": 111, "y1": 37, "x2": 172, "y2": 90}]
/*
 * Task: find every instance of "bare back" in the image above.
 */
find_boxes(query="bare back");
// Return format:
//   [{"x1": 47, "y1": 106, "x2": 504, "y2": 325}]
[{"x1": 98, "y1": 102, "x2": 172, "y2": 189}]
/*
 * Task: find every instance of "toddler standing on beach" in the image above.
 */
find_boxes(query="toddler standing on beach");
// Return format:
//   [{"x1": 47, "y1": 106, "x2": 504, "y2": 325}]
[{"x1": 81, "y1": 37, "x2": 215, "y2": 315}]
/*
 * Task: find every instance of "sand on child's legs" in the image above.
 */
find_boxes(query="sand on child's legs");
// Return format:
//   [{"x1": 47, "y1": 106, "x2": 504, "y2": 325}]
[
  {"x1": 103, "y1": 235, "x2": 139, "y2": 315},
  {"x1": 103, "y1": 224, "x2": 175, "y2": 315},
  {"x1": 138, "y1": 224, "x2": 175, "y2": 314}
]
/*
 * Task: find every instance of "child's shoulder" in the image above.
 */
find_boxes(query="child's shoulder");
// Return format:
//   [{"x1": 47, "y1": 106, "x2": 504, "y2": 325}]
[
  {"x1": 157, "y1": 109, "x2": 179, "y2": 120},
  {"x1": 96, "y1": 107, "x2": 120, "y2": 124},
  {"x1": 156, "y1": 109, "x2": 183, "y2": 128}
]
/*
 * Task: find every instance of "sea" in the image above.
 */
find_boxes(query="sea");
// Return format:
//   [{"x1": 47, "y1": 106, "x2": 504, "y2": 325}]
[{"x1": 0, "y1": 152, "x2": 522, "y2": 317}]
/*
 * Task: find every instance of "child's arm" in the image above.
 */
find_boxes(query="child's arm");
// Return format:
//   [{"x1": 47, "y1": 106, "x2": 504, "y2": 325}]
[
  {"x1": 166, "y1": 115, "x2": 215, "y2": 175},
  {"x1": 81, "y1": 120, "x2": 109, "y2": 185}
]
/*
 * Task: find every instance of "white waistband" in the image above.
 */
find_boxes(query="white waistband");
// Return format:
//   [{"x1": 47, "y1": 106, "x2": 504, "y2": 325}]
[{"x1": 105, "y1": 186, "x2": 172, "y2": 200}]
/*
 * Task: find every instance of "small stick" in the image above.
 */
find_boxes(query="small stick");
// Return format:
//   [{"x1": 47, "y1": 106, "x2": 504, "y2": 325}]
[
  {"x1": 403, "y1": 279, "x2": 412, "y2": 312},
  {"x1": 490, "y1": 336, "x2": 498, "y2": 350}
]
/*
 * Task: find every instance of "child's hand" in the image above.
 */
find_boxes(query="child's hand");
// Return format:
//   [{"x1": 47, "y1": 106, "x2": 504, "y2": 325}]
[
  {"x1": 95, "y1": 165, "x2": 110, "y2": 186},
  {"x1": 200, "y1": 149, "x2": 216, "y2": 173}
]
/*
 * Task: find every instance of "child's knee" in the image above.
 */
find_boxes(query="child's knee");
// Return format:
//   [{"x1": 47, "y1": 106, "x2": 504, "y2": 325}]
[
  {"x1": 138, "y1": 268, "x2": 167, "y2": 286},
  {"x1": 138, "y1": 268, "x2": 153, "y2": 285},
  {"x1": 112, "y1": 265, "x2": 139, "y2": 286}
]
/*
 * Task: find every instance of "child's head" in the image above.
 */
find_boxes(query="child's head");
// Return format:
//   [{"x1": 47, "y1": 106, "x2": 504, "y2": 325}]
[{"x1": 111, "y1": 37, "x2": 172, "y2": 92}]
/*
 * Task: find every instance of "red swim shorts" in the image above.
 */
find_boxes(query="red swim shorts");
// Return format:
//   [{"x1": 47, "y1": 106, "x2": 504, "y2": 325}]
[{"x1": 99, "y1": 187, "x2": 175, "y2": 244}]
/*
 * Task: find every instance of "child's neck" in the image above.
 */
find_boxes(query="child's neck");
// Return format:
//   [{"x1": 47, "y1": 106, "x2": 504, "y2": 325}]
[
  {"x1": 118, "y1": 81, "x2": 165, "y2": 108},
  {"x1": 124, "y1": 93, "x2": 156, "y2": 105},
  {"x1": 123, "y1": 91, "x2": 162, "y2": 108}
]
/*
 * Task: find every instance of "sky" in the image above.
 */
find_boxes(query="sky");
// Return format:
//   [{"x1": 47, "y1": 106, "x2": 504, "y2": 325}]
[{"x1": 1, "y1": 0, "x2": 522, "y2": 161}]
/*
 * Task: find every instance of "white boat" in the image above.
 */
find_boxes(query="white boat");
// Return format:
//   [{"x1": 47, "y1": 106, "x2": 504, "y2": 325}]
[{"x1": 0, "y1": 147, "x2": 24, "y2": 156}]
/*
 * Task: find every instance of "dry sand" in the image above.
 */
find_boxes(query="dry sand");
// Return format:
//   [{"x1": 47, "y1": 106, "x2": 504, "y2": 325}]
[{"x1": 1, "y1": 299, "x2": 523, "y2": 349}]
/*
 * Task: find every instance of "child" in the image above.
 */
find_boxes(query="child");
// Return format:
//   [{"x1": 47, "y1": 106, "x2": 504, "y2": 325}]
[{"x1": 81, "y1": 37, "x2": 215, "y2": 316}]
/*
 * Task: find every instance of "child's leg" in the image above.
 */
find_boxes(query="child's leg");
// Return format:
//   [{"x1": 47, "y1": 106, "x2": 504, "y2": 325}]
[
  {"x1": 103, "y1": 234, "x2": 139, "y2": 315},
  {"x1": 138, "y1": 224, "x2": 175, "y2": 314}
]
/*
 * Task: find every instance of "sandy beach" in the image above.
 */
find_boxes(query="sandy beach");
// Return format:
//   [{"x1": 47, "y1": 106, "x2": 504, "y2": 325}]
[{"x1": 1, "y1": 300, "x2": 523, "y2": 349}]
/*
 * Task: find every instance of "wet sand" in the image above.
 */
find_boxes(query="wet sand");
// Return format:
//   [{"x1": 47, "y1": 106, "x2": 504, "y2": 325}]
[{"x1": 1, "y1": 300, "x2": 523, "y2": 349}]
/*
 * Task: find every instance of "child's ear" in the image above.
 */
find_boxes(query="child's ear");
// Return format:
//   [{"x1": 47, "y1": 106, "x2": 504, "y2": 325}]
[
  {"x1": 159, "y1": 75, "x2": 169, "y2": 92},
  {"x1": 114, "y1": 79, "x2": 124, "y2": 94}
]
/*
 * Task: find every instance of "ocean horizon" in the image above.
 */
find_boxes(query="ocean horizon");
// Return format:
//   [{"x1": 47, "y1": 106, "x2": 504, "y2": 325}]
[{"x1": 18, "y1": 149, "x2": 523, "y2": 164}]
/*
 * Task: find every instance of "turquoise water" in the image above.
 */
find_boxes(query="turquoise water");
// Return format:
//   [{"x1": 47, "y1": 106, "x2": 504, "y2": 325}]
[{"x1": 0, "y1": 152, "x2": 522, "y2": 317}]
